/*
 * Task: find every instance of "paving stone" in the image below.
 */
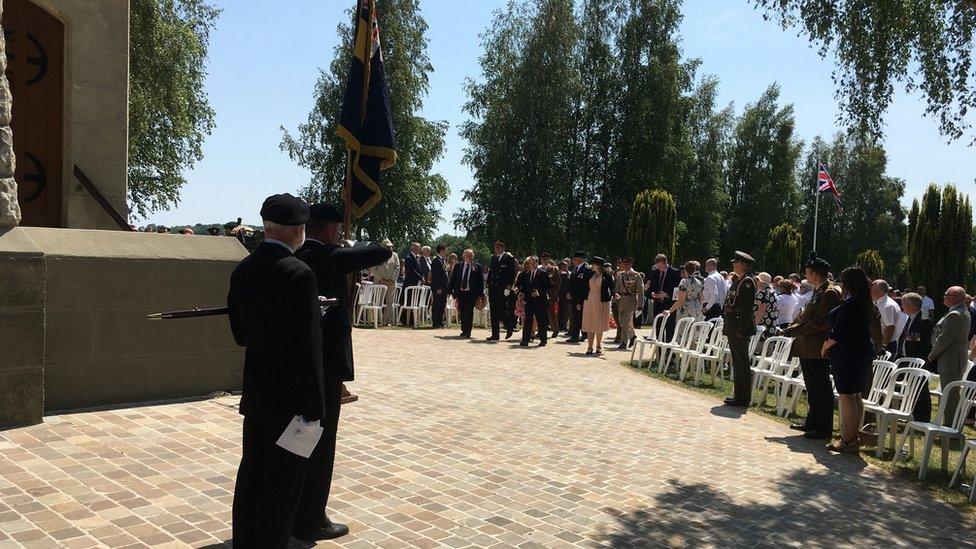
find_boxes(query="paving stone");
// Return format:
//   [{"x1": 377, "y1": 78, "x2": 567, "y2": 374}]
[{"x1": 0, "y1": 329, "x2": 973, "y2": 547}]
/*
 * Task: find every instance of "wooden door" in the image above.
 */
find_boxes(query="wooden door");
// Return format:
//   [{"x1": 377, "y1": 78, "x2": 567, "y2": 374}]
[{"x1": 3, "y1": 0, "x2": 64, "y2": 227}]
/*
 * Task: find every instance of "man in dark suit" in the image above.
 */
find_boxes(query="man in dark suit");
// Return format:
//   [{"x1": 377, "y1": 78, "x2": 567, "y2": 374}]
[
  {"x1": 291, "y1": 203, "x2": 391, "y2": 542},
  {"x1": 400, "y1": 242, "x2": 423, "y2": 324},
  {"x1": 782, "y1": 252, "x2": 841, "y2": 438},
  {"x1": 430, "y1": 243, "x2": 450, "y2": 328},
  {"x1": 898, "y1": 292, "x2": 934, "y2": 422},
  {"x1": 722, "y1": 251, "x2": 757, "y2": 408},
  {"x1": 450, "y1": 248, "x2": 485, "y2": 338},
  {"x1": 518, "y1": 256, "x2": 551, "y2": 347},
  {"x1": 487, "y1": 240, "x2": 517, "y2": 340},
  {"x1": 227, "y1": 194, "x2": 324, "y2": 549},
  {"x1": 557, "y1": 260, "x2": 572, "y2": 334},
  {"x1": 566, "y1": 251, "x2": 589, "y2": 343},
  {"x1": 647, "y1": 254, "x2": 681, "y2": 341}
]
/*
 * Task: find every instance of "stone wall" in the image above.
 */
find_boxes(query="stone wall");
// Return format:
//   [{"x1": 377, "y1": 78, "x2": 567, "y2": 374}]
[{"x1": 0, "y1": 227, "x2": 247, "y2": 426}]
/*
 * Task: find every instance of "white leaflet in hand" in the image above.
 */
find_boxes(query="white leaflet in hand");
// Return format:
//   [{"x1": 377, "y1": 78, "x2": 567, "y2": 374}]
[
  {"x1": 275, "y1": 416, "x2": 323, "y2": 458},
  {"x1": 635, "y1": 309, "x2": 642, "y2": 318},
  {"x1": 672, "y1": 287, "x2": 680, "y2": 301}
]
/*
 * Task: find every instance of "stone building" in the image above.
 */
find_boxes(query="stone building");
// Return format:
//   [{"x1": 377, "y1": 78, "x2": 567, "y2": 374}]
[{"x1": 0, "y1": 0, "x2": 246, "y2": 428}]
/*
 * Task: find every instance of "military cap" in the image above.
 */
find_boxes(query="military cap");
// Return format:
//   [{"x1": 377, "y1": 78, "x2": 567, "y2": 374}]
[
  {"x1": 573, "y1": 251, "x2": 586, "y2": 259},
  {"x1": 260, "y1": 193, "x2": 309, "y2": 226},
  {"x1": 206, "y1": 227, "x2": 221, "y2": 236},
  {"x1": 309, "y1": 202, "x2": 344, "y2": 223},
  {"x1": 619, "y1": 256, "x2": 633, "y2": 263},
  {"x1": 804, "y1": 251, "x2": 831, "y2": 272},
  {"x1": 732, "y1": 251, "x2": 755, "y2": 265},
  {"x1": 539, "y1": 251, "x2": 552, "y2": 259},
  {"x1": 590, "y1": 256, "x2": 606, "y2": 266},
  {"x1": 156, "y1": 225, "x2": 170, "y2": 233}
]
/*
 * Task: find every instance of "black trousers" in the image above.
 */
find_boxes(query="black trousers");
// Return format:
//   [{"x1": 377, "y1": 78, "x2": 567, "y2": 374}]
[
  {"x1": 522, "y1": 300, "x2": 549, "y2": 344},
  {"x1": 489, "y1": 287, "x2": 512, "y2": 336},
  {"x1": 232, "y1": 415, "x2": 308, "y2": 549},
  {"x1": 458, "y1": 293, "x2": 476, "y2": 335},
  {"x1": 558, "y1": 297, "x2": 572, "y2": 332},
  {"x1": 292, "y1": 378, "x2": 343, "y2": 536},
  {"x1": 653, "y1": 301, "x2": 677, "y2": 340},
  {"x1": 431, "y1": 289, "x2": 448, "y2": 327},
  {"x1": 728, "y1": 336, "x2": 752, "y2": 406},
  {"x1": 704, "y1": 303, "x2": 722, "y2": 320},
  {"x1": 569, "y1": 298, "x2": 586, "y2": 339},
  {"x1": 800, "y1": 358, "x2": 834, "y2": 434}
]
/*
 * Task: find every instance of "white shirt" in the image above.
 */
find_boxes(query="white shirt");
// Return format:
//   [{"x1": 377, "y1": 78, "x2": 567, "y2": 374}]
[
  {"x1": 875, "y1": 295, "x2": 901, "y2": 343},
  {"x1": 794, "y1": 290, "x2": 812, "y2": 319},
  {"x1": 921, "y1": 296, "x2": 935, "y2": 319},
  {"x1": 702, "y1": 270, "x2": 727, "y2": 309},
  {"x1": 775, "y1": 292, "x2": 798, "y2": 325},
  {"x1": 263, "y1": 237, "x2": 294, "y2": 253}
]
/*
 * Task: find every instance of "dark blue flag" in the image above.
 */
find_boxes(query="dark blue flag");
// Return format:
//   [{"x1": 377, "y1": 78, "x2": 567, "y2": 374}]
[{"x1": 337, "y1": 0, "x2": 397, "y2": 218}]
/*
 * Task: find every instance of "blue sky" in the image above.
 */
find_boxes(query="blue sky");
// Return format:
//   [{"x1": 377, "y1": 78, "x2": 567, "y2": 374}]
[{"x1": 148, "y1": 0, "x2": 974, "y2": 233}]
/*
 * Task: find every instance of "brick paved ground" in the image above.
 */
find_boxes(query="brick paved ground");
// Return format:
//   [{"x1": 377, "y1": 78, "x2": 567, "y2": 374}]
[{"x1": 1, "y1": 327, "x2": 974, "y2": 548}]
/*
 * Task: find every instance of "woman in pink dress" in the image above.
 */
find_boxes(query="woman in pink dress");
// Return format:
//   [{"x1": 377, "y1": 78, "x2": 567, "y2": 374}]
[{"x1": 581, "y1": 257, "x2": 614, "y2": 354}]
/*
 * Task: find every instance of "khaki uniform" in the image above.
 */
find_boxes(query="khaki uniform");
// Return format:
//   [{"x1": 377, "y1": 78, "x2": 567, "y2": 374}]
[
  {"x1": 371, "y1": 252, "x2": 400, "y2": 325},
  {"x1": 615, "y1": 270, "x2": 644, "y2": 343},
  {"x1": 722, "y1": 274, "x2": 756, "y2": 405}
]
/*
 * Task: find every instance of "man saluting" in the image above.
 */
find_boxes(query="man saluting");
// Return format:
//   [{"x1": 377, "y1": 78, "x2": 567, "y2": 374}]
[
  {"x1": 292, "y1": 203, "x2": 392, "y2": 541},
  {"x1": 227, "y1": 194, "x2": 324, "y2": 549}
]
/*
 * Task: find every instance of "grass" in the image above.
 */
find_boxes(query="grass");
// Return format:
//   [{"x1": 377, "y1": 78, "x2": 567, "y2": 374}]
[{"x1": 623, "y1": 354, "x2": 976, "y2": 512}]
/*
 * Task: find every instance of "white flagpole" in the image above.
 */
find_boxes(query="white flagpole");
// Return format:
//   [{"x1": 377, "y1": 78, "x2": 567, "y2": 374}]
[{"x1": 813, "y1": 158, "x2": 820, "y2": 252}]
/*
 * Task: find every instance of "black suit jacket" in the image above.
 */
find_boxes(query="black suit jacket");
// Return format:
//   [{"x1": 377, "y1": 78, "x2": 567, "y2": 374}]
[
  {"x1": 296, "y1": 240, "x2": 392, "y2": 382},
  {"x1": 901, "y1": 313, "x2": 934, "y2": 363},
  {"x1": 431, "y1": 255, "x2": 450, "y2": 291},
  {"x1": 228, "y1": 242, "x2": 324, "y2": 420},
  {"x1": 647, "y1": 265, "x2": 681, "y2": 310},
  {"x1": 569, "y1": 261, "x2": 590, "y2": 300},
  {"x1": 488, "y1": 252, "x2": 517, "y2": 290},
  {"x1": 403, "y1": 252, "x2": 422, "y2": 287},
  {"x1": 580, "y1": 270, "x2": 614, "y2": 302},
  {"x1": 450, "y1": 261, "x2": 485, "y2": 299},
  {"x1": 519, "y1": 266, "x2": 551, "y2": 307}
]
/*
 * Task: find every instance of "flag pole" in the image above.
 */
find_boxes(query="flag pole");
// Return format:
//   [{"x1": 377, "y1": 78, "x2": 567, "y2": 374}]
[
  {"x1": 343, "y1": 149, "x2": 352, "y2": 240},
  {"x1": 813, "y1": 158, "x2": 820, "y2": 252}
]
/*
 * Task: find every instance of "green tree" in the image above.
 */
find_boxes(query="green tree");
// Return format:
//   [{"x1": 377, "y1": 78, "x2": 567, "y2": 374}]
[
  {"x1": 854, "y1": 250, "x2": 885, "y2": 280},
  {"x1": 627, "y1": 189, "x2": 677, "y2": 272},
  {"x1": 755, "y1": 1, "x2": 976, "y2": 144},
  {"x1": 763, "y1": 223, "x2": 802, "y2": 277},
  {"x1": 906, "y1": 184, "x2": 973, "y2": 307},
  {"x1": 722, "y1": 84, "x2": 802, "y2": 259},
  {"x1": 128, "y1": 0, "x2": 220, "y2": 218},
  {"x1": 281, "y1": 0, "x2": 449, "y2": 242},
  {"x1": 965, "y1": 257, "x2": 976, "y2": 296}
]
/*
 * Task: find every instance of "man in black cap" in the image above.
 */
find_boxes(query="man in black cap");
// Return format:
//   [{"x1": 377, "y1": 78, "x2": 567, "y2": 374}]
[
  {"x1": 722, "y1": 251, "x2": 757, "y2": 407},
  {"x1": 487, "y1": 240, "x2": 517, "y2": 340},
  {"x1": 782, "y1": 252, "x2": 840, "y2": 439},
  {"x1": 227, "y1": 193, "x2": 324, "y2": 548},
  {"x1": 292, "y1": 203, "x2": 391, "y2": 542},
  {"x1": 566, "y1": 251, "x2": 589, "y2": 343}
]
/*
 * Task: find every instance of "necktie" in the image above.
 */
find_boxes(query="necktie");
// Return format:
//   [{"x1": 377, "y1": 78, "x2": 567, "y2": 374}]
[{"x1": 463, "y1": 264, "x2": 470, "y2": 290}]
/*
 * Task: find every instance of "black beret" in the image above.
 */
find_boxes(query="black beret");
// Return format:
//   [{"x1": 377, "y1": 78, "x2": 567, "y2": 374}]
[
  {"x1": 733, "y1": 251, "x2": 755, "y2": 265},
  {"x1": 260, "y1": 193, "x2": 309, "y2": 226},
  {"x1": 804, "y1": 251, "x2": 831, "y2": 271},
  {"x1": 590, "y1": 256, "x2": 606, "y2": 266},
  {"x1": 309, "y1": 202, "x2": 344, "y2": 223},
  {"x1": 573, "y1": 251, "x2": 586, "y2": 259}
]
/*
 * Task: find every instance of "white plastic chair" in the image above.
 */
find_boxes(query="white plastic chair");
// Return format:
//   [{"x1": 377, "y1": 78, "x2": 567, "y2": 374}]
[
  {"x1": 895, "y1": 380, "x2": 976, "y2": 479},
  {"x1": 631, "y1": 313, "x2": 667, "y2": 368},
  {"x1": 949, "y1": 439, "x2": 976, "y2": 502},
  {"x1": 750, "y1": 336, "x2": 793, "y2": 406},
  {"x1": 355, "y1": 284, "x2": 387, "y2": 328},
  {"x1": 392, "y1": 284, "x2": 403, "y2": 323},
  {"x1": 863, "y1": 367, "x2": 932, "y2": 458},
  {"x1": 655, "y1": 316, "x2": 695, "y2": 373},
  {"x1": 932, "y1": 361, "x2": 975, "y2": 403},
  {"x1": 400, "y1": 286, "x2": 432, "y2": 328},
  {"x1": 669, "y1": 321, "x2": 713, "y2": 381},
  {"x1": 688, "y1": 329, "x2": 728, "y2": 386},
  {"x1": 444, "y1": 294, "x2": 458, "y2": 327}
]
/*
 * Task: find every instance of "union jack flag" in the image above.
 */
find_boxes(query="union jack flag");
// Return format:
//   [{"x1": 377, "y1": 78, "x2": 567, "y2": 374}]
[{"x1": 817, "y1": 163, "x2": 843, "y2": 211}]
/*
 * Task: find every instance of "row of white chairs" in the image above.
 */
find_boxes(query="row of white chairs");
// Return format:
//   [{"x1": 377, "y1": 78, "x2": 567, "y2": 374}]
[{"x1": 354, "y1": 283, "x2": 486, "y2": 329}]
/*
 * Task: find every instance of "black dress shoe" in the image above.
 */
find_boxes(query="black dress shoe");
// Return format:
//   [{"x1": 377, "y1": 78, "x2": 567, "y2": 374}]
[
  {"x1": 505, "y1": 329, "x2": 514, "y2": 339},
  {"x1": 567, "y1": 337, "x2": 579, "y2": 343},
  {"x1": 519, "y1": 342, "x2": 529, "y2": 347},
  {"x1": 629, "y1": 335, "x2": 636, "y2": 347},
  {"x1": 617, "y1": 344, "x2": 628, "y2": 350},
  {"x1": 789, "y1": 423, "x2": 813, "y2": 432},
  {"x1": 723, "y1": 397, "x2": 747, "y2": 407},
  {"x1": 486, "y1": 335, "x2": 499, "y2": 341},
  {"x1": 803, "y1": 431, "x2": 829, "y2": 440},
  {"x1": 538, "y1": 341, "x2": 547, "y2": 347},
  {"x1": 294, "y1": 519, "x2": 350, "y2": 541}
]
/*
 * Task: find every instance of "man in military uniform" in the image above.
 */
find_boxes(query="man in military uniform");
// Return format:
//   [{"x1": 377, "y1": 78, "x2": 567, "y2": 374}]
[
  {"x1": 782, "y1": 252, "x2": 840, "y2": 439},
  {"x1": 566, "y1": 252, "x2": 589, "y2": 343},
  {"x1": 722, "y1": 251, "x2": 757, "y2": 407},
  {"x1": 487, "y1": 240, "x2": 517, "y2": 340},
  {"x1": 292, "y1": 203, "x2": 392, "y2": 542},
  {"x1": 227, "y1": 194, "x2": 324, "y2": 549},
  {"x1": 615, "y1": 257, "x2": 644, "y2": 349}
]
